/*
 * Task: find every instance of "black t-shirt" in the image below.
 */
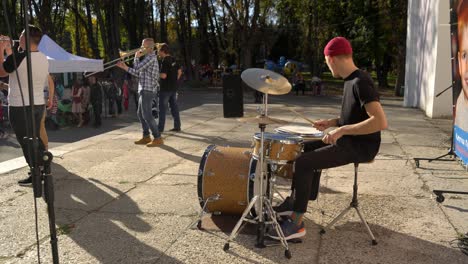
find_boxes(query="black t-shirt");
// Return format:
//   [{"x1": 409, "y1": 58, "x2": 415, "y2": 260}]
[
  {"x1": 160, "y1": 55, "x2": 179, "y2": 92},
  {"x1": 339, "y1": 69, "x2": 381, "y2": 146}
]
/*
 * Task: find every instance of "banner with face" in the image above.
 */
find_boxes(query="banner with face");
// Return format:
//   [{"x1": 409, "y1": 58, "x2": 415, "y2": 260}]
[{"x1": 453, "y1": 0, "x2": 468, "y2": 165}]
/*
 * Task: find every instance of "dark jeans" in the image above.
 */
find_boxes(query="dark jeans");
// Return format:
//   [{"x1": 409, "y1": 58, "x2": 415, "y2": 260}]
[
  {"x1": 293, "y1": 137, "x2": 379, "y2": 213},
  {"x1": 137, "y1": 90, "x2": 160, "y2": 138},
  {"x1": 92, "y1": 102, "x2": 102, "y2": 126},
  {"x1": 9, "y1": 105, "x2": 46, "y2": 167},
  {"x1": 158, "y1": 91, "x2": 181, "y2": 132}
]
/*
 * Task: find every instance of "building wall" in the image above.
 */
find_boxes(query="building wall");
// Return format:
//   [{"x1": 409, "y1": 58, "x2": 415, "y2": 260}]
[{"x1": 404, "y1": 0, "x2": 453, "y2": 118}]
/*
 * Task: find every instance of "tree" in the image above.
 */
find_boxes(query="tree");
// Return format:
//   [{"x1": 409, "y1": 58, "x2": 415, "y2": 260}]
[{"x1": 221, "y1": 0, "x2": 262, "y2": 68}]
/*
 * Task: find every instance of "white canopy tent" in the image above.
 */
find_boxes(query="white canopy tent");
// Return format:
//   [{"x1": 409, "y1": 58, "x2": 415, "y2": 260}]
[{"x1": 38, "y1": 35, "x2": 103, "y2": 73}]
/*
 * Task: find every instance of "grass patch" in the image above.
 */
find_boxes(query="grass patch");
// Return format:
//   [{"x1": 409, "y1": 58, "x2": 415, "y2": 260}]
[{"x1": 57, "y1": 224, "x2": 75, "y2": 235}]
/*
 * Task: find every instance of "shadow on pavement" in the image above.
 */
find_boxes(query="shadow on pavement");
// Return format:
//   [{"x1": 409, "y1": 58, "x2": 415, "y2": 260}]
[
  {"x1": 51, "y1": 163, "x2": 183, "y2": 263},
  {"x1": 318, "y1": 222, "x2": 467, "y2": 263}
]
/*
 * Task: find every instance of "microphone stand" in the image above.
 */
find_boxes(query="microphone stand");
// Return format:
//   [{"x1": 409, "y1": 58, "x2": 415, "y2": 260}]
[
  {"x1": 413, "y1": 85, "x2": 456, "y2": 168},
  {"x1": 21, "y1": 1, "x2": 59, "y2": 262}
]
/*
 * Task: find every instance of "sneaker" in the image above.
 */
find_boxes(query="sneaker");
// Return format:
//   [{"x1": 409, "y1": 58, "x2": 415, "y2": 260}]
[
  {"x1": 146, "y1": 137, "x2": 164, "y2": 147},
  {"x1": 169, "y1": 128, "x2": 181, "y2": 132},
  {"x1": 134, "y1": 136, "x2": 152, "y2": 145},
  {"x1": 268, "y1": 217, "x2": 306, "y2": 241},
  {"x1": 273, "y1": 196, "x2": 294, "y2": 216},
  {"x1": 18, "y1": 175, "x2": 33, "y2": 186}
]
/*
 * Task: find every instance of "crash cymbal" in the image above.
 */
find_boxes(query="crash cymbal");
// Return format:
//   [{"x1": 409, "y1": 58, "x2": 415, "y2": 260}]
[
  {"x1": 241, "y1": 68, "x2": 292, "y2": 95},
  {"x1": 237, "y1": 115, "x2": 289, "y2": 125}
]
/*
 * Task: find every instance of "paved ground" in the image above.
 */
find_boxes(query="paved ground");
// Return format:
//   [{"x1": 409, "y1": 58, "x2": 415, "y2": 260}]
[{"x1": 0, "y1": 88, "x2": 467, "y2": 263}]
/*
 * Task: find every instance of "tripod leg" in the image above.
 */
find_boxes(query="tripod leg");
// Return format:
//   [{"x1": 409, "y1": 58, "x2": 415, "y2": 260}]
[
  {"x1": 320, "y1": 206, "x2": 351, "y2": 234},
  {"x1": 43, "y1": 173, "x2": 59, "y2": 264},
  {"x1": 224, "y1": 195, "x2": 259, "y2": 251},
  {"x1": 428, "y1": 152, "x2": 452, "y2": 162},
  {"x1": 264, "y1": 199, "x2": 291, "y2": 259},
  {"x1": 354, "y1": 207, "x2": 377, "y2": 245}
]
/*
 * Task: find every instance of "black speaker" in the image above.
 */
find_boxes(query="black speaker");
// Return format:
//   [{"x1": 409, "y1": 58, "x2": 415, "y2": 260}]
[{"x1": 223, "y1": 75, "x2": 244, "y2": 117}]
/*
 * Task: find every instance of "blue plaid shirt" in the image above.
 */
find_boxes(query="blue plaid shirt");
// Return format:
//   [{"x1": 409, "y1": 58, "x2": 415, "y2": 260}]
[{"x1": 127, "y1": 53, "x2": 159, "y2": 93}]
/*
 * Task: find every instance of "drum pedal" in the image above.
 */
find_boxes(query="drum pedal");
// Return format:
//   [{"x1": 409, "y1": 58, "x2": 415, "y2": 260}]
[{"x1": 192, "y1": 194, "x2": 221, "y2": 230}]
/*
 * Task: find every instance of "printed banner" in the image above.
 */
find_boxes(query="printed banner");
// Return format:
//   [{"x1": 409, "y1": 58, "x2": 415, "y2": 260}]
[{"x1": 452, "y1": 0, "x2": 468, "y2": 165}]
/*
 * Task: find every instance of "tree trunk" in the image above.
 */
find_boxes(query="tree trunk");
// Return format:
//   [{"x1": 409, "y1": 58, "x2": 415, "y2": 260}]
[
  {"x1": 207, "y1": 1, "x2": 219, "y2": 67},
  {"x1": 176, "y1": 0, "x2": 193, "y2": 81},
  {"x1": 122, "y1": 0, "x2": 138, "y2": 49},
  {"x1": 186, "y1": 0, "x2": 194, "y2": 80},
  {"x1": 210, "y1": 0, "x2": 225, "y2": 51},
  {"x1": 74, "y1": 0, "x2": 81, "y2": 55},
  {"x1": 192, "y1": 0, "x2": 211, "y2": 65},
  {"x1": 94, "y1": 1, "x2": 108, "y2": 60},
  {"x1": 160, "y1": 0, "x2": 167, "y2": 42},
  {"x1": 395, "y1": 53, "x2": 406, "y2": 96},
  {"x1": 85, "y1": 0, "x2": 100, "y2": 58},
  {"x1": 393, "y1": 0, "x2": 407, "y2": 96},
  {"x1": 150, "y1": 0, "x2": 156, "y2": 38},
  {"x1": 3, "y1": 0, "x2": 18, "y2": 37}
]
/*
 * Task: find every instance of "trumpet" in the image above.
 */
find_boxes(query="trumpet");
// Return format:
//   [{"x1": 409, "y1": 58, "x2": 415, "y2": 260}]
[{"x1": 84, "y1": 42, "x2": 164, "y2": 77}]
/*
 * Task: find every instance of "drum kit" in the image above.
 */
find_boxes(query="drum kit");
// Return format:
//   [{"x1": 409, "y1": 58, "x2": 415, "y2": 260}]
[{"x1": 196, "y1": 68, "x2": 324, "y2": 259}]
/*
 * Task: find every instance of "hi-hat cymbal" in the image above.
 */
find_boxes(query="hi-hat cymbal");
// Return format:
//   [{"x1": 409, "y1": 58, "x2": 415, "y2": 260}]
[
  {"x1": 241, "y1": 68, "x2": 292, "y2": 95},
  {"x1": 237, "y1": 115, "x2": 289, "y2": 125}
]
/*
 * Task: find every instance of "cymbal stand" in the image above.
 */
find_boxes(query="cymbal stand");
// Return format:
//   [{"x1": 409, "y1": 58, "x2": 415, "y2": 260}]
[{"x1": 223, "y1": 93, "x2": 292, "y2": 259}]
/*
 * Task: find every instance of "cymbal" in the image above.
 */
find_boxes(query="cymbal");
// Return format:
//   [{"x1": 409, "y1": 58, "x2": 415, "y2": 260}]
[
  {"x1": 237, "y1": 115, "x2": 289, "y2": 125},
  {"x1": 241, "y1": 68, "x2": 292, "y2": 95}
]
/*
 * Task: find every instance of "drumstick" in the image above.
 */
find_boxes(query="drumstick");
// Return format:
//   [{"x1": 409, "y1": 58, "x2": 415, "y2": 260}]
[{"x1": 288, "y1": 108, "x2": 316, "y2": 126}]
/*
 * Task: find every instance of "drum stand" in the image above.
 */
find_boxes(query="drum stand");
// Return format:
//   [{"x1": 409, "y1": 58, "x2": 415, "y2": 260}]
[{"x1": 223, "y1": 94, "x2": 292, "y2": 259}]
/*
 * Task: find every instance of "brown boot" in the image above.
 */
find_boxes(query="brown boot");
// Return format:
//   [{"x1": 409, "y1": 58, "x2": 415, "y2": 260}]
[
  {"x1": 134, "y1": 136, "x2": 151, "y2": 145},
  {"x1": 146, "y1": 137, "x2": 164, "y2": 147}
]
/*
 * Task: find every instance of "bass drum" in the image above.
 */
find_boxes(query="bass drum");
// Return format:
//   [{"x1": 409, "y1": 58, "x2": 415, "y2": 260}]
[{"x1": 197, "y1": 145, "x2": 267, "y2": 215}]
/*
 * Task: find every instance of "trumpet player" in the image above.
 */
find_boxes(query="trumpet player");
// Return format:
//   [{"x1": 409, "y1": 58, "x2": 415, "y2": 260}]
[
  {"x1": 0, "y1": 25, "x2": 53, "y2": 186},
  {"x1": 116, "y1": 38, "x2": 163, "y2": 147}
]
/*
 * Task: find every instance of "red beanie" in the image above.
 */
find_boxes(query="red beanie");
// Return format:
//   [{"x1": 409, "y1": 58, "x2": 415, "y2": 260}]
[{"x1": 323, "y1": 37, "x2": 353, "y2": 56}]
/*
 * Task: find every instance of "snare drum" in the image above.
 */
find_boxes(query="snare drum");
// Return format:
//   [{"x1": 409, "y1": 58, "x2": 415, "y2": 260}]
[
  {"x1": 252, "y1": 132, "x2": 303, "y2": 164},
  {"x1": 197, "y1": 145, "x2": 267, "y2": 215},
  {"x1": 275, "y1": 125, "x2": 324, "y2": 141}
]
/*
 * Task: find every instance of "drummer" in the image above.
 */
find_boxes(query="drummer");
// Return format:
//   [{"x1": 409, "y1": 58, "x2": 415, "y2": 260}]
[{"x1": 269, "y1": 37, "x2": 388, "y2": 241}]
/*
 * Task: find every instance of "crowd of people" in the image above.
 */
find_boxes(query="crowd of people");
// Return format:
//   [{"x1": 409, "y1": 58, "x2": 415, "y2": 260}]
[{"x1": 0, "y1": 28, "x2": 183, "y2": 184}]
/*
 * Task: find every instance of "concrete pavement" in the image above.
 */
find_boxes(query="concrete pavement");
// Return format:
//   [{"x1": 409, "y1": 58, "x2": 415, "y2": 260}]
[{"x1": 0, "y1": 89, "x2": 467, "y2": 263}]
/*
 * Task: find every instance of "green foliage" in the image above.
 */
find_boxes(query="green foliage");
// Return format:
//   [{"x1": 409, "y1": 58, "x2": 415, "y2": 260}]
[{"x1": 3, "y1": 0, "x2": 406, "y2": 88}]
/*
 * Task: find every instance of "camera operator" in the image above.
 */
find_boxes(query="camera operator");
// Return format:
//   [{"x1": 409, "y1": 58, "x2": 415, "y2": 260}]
[{"x1": 0, "y1": 25, "x2": 51, "y2": 186}]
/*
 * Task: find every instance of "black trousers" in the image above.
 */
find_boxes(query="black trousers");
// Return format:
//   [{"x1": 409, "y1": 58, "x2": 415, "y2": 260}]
[
  {"x1": 9, "y1": 105, "x2": 46, "y2": 167},
  {"x1": 92, "y1": 102, "x2": 102, "y2": 126},
  {"x1": 294, "y1": 83, "x2": 305, "y2": 95},
  {"x1": 293, "y1": 137, "x2": 379, "y2": 213}
]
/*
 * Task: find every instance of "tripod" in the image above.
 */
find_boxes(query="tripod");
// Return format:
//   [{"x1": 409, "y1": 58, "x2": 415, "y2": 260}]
[
  {"x1": 412, "y1": 85, "x2": 468, "y2": 202},
  {"x1": 223, "y1": 93, "x2": 292, "y2": 259},
  {"x1": 413, "y1": 126, "x2": 456, "y2": 168},
  {"x1": 39, "y1": 151, "x2": 60, "y2": 263},
  {"x1": 414, "y1": 85, "x2": 455, "y2": 168},
  {"x1": 3, "y1": 1, "x2": 60, "y2": 262}
]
